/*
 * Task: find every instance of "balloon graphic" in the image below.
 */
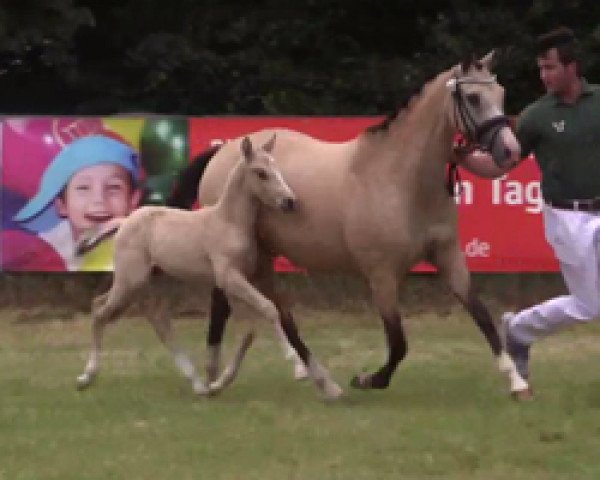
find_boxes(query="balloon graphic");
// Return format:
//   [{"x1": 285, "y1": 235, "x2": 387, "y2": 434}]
[{"x1": 139, "y1": 118, "x2": 189, "y2": 205}]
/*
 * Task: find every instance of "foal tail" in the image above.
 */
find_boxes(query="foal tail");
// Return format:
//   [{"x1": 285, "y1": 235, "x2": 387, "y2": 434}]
[
  {"x1": 166, "y1": 144, "x2": 222, "y2": 209},
  {"x1": 75, "y1": 218, "x2": 125, "y2": 256}
]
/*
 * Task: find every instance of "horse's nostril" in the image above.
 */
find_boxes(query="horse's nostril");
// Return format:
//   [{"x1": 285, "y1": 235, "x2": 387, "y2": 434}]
[
  {"x1": 504, "y1": 147, "x2": 511, "y2": 159},
  {"x1": 282, "y1": 198, "x2": 296, "y2": 212}
]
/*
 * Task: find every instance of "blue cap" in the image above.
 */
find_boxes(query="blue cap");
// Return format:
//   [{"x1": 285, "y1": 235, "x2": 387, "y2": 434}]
[{"x1": 13, "y1": 135, "x2": 140, "y2": 222}]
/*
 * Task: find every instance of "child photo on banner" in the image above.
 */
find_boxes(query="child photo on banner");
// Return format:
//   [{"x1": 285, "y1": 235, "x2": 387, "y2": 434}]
[{"x1": 1, "y1": 117, "x2": 189, "y2": 271}]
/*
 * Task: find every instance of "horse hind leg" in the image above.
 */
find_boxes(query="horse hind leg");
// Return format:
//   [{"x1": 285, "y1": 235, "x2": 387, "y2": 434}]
[
  {"x1": 351, "y1": 269, "x2": 407, "y2": 390},
  {"x1": 77, "y1": 254, "x2": 151, "y2": 390},
  {"x1": 77, "y1": 287, "x2": 132, "y2": 389},
  {"x1": 145, "y1": 291, "x2": 209, "y2": 395},
  {"x1": 433, "y1": 240, "x2": 530, "y2": 395}
]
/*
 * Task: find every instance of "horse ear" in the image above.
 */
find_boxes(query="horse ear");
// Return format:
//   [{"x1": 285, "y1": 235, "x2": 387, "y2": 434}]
[
  {"x1": 241, "y1": 136, "x2": 254, "y2": 161},
  {"x1": 262, "y1": 133, "x2": 276, "y2": 153},
  {"x1": 480, "y1": 50, "x2": 496, "y2": 70}
]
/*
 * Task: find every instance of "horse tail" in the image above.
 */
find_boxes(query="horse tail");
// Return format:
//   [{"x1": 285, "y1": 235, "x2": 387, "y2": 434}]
[
  {"x1": 75, "y1": 218, "x2": 125, "y2": 256},
  {"x1": 166, "y1": 144, "x2": 222, "y2": 209}
]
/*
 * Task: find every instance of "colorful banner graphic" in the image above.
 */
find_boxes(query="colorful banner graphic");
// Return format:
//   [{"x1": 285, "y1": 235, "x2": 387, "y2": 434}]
[{"x1": 1, "y1": 117, "x2": 189, "y2": 271}]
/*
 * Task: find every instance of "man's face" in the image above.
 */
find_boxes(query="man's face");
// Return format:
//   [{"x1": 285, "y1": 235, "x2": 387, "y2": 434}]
[
  {"x1": 537, "y1": 47, "x2": 575, "y2": 95},
  {"x1": 55, "y1": 163, "x2": 141, "y2": 238}
]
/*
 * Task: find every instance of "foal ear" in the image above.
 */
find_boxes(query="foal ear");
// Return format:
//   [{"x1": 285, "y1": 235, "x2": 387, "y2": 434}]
[
  {"x1": 241, "y1": 136, "x2": 254, "y2": 161},
  {"x1": 262, "y1": 133, "x2": 277, "y2": 153},
  {"x1": 480, "y1": 50, "x2": 497, "y2": 70}
]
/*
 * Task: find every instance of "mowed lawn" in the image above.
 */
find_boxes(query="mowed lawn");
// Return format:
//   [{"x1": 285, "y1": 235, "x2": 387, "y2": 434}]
[{"x1": 2, "y1": 306, "x2": 600, "y2": 480}]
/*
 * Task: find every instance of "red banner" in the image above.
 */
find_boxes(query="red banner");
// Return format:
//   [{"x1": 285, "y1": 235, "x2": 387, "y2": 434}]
[{"x1": 190, "y1": 117, "x2": 557, "y2": 273}]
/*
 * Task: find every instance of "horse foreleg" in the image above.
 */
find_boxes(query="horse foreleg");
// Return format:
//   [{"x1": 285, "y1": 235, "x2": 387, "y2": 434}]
[
  {"x1": 220, "y1": 269, "x2": 342, "y2": 400},
  {"x1": 146, "y1": 292, "x2": 208, "y2": 395},
  {"x1": 434, "y1": 240, "x2": 530, "y2": 395},
  {"x1": 351, "y1": 270, "x2": 406, "y2": 390}
]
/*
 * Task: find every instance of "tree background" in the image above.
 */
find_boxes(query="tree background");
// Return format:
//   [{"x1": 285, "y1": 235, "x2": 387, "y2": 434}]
[{"x1": 1, "y1": 0, "x2": 600, "y2": 116}]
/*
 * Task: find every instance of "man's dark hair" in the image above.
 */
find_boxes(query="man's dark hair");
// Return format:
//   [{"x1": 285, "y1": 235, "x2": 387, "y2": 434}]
[{"x1": 536, "y1": 26, "x2": 581, "y2": 73}]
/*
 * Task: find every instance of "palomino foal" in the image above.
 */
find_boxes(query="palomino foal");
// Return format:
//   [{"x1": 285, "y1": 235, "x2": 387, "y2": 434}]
[{"x1": 76, "y1": 135, "x2": 318, "y2": 396}]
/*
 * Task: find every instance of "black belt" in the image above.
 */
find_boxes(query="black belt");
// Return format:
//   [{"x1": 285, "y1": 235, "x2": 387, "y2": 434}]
[{"x1": 546, "y1": 198, "x2": 600, "y2": 212}]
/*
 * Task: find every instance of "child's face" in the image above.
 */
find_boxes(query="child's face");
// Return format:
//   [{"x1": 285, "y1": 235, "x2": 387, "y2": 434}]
[{"x1": 55, "y1": 163, "x2": 142, "y2": 239}]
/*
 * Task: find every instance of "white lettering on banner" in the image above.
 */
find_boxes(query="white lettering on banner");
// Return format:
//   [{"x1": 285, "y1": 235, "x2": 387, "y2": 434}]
[
  {"x1": 453, "y1": 180, "x2": 473, "y2": 205},
  {"x1": 492, "y1": 174, "x2": 542, "y2": 214},
  {"x1": 464, "y1": 237, "x2": 491, "y2": 257}
]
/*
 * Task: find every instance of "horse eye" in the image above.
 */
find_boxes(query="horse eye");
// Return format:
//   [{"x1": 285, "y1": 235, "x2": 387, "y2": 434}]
[
  {"x1": 255, "y1": 169, "x2": 268, "y2": 180},
  {"x1": 466, "y1": 93, "x2": 480, "y2": 107}
]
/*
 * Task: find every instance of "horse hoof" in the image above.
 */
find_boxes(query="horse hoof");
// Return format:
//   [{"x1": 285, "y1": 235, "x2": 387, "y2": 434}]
[{"x1": 511, "y1": 387, "x2": 534, "y2": 401}]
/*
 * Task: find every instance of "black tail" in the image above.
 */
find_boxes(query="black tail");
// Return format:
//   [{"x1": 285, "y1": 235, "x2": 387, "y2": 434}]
[{"x1": 166, "y1": 144, "x2": 222, "y2": 209}]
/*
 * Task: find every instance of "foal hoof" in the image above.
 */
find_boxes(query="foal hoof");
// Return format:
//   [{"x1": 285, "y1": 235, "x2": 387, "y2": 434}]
[
  {"x1": 324, "y1": 384, "x2": 344, "y2": 400},
  {"x1": 192, "y1": 379, "x2": 210, "y2": 396},
  {"x1": 511, "y1": 387, "x2": 534, "y2": 402},
  {"x1": 76, "y1": 373, "x2": 95, "y2": 390}
]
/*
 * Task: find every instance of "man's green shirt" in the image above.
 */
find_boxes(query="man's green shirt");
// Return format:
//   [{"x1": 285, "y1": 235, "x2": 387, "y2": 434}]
[{"x1": 516, "y1": 79, "x2": 600, "y2": 202}]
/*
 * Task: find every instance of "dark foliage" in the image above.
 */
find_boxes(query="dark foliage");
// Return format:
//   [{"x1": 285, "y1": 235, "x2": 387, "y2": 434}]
[{"x1": 1, "y1": 0, "x2": 599, "y2": 116}]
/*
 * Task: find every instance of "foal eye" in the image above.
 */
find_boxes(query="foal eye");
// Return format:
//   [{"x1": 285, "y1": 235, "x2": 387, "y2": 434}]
[
  {"x1": 255, "y1": 170, "x2": 268, "y2": 180},
  {"x1": 466, "y1": 93, "x2": 480, "y2": 107}
]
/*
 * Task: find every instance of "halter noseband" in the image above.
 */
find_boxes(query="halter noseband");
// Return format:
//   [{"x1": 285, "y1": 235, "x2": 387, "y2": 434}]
[{"x1": 447, "y1": 75, "x2": 510, "y2": 150}]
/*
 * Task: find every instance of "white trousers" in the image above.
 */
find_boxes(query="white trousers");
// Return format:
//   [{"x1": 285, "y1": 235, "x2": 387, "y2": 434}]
[{"x1": 510, "y1": 204, "x2": 600, "y2": 345}]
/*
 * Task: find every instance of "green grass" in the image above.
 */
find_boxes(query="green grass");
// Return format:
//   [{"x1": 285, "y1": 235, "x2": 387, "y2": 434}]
[{"x1": 2, "y1": 306, "x2": 600, "y2": 480}]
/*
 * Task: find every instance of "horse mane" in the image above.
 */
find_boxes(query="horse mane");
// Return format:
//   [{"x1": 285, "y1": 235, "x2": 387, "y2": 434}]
[
  {"x1": 364, "y1": 85, "x2": 424, "y2": 134},
  {"x1": 365, "y1": 60, "x2": 472, "y2": 135}
]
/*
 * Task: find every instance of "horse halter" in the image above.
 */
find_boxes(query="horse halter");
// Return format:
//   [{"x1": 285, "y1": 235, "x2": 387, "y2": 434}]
[
  {"x1": 447, "y1": 75, "x2": 510, "y2": 151},
  {"x1": 445, "y1": 75, "x2": 510, "y2": 196}
]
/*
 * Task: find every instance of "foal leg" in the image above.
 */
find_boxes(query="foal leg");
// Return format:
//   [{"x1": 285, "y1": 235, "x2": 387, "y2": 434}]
[
  {"x1": 220, "y1": 269, "x2": 342, "y2": 399},
  {"x1": 351, "y1": 269, "x2": 407, "y2": 390},
  {"x1": 77, "y1": 286, "x2": 133, "y2": 389},
  {"x1": 433, "y1": 240, "x2": 530, "y2": 396},
  {"x1": 203, "y1": 286, "x2": 256, "y2": 394},
  {"x1": 77, "y1": 251, "x2": 151, "y2": 390},
  {"x1": 145, "y1": 293, "x2": 209, "y2": 395}
]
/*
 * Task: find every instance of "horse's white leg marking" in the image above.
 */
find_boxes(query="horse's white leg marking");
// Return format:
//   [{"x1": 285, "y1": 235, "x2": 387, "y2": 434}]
[
  {"x1": 274, "y1": 319, "x2": 308, "y2": 380},
  {"x1": 498, "y1": 351, "x2": 530, "y2": 392}
]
